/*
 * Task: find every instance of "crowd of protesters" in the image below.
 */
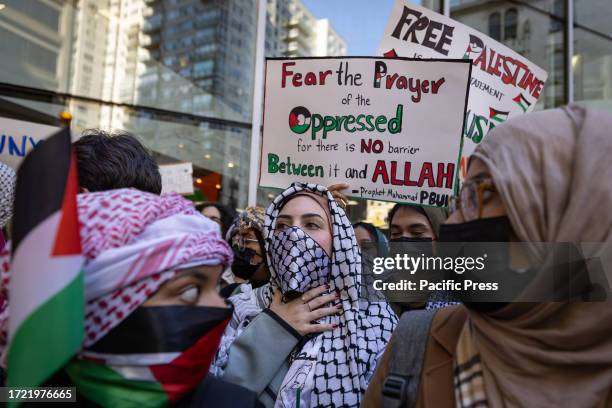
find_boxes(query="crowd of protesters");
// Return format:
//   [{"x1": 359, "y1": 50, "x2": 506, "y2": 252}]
[{"x1": 0, "y1": 104, "x2": 610, "y2": 407}]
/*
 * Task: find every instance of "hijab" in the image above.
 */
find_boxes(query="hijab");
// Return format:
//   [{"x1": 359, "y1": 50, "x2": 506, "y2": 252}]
[
  {"x1": 217, "y1": 183, "x2": 397, "y2": 407},
  {"x1": 225, "y1": 206, "x2": 266, "y2": 242},
  {"x1": 353, "y1": 222, "x2": 389, "y2": 257},
  {"x1": 456, "y1": 105, "x2": 612, "y2": 407}
]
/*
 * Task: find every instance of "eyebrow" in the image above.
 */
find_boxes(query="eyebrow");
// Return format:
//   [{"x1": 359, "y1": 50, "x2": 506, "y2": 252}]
[
  {"x1": 301, "y1": 213, "x2": 325, "y2": 221},
  {"x1": 409, "y1": 223, "x2": 429, "y2": 229},
  {"x1": 468, "y1": 171, "x2": 489, "y2": 181},
  {"x1": 173, "y1": 269, "x2": 209, "y2": 282},
  {"x1": 390, "y1": 222, "x2": 428, "y2": 230}
]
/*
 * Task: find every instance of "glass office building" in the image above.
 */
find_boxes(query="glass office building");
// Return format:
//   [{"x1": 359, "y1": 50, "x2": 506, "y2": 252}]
[{"x1": 0, "y1": 0, "x2": 609, "y2": 214}]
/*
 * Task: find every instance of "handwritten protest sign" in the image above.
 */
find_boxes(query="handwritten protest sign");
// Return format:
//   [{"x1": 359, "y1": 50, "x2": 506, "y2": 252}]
[
  {"x1": 378, "y1": 0, "x2": 548, "y2": 176},
  {"x1": 0, "y1": 117, "x2": 58, "y2": 169},
  {"x1": 159, "y1": 162, "x2": 194, "y2": 195},
  {"x1": 259, "y1": 57, "x2": 471, "y2": 207}
]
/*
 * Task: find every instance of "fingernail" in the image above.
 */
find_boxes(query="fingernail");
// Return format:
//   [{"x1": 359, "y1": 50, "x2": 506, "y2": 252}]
[
  {"x1": 332, "y1": 324, "x2": 338, "y2": 329},
  {"x1": 335, "y1": 293, "x2": 340, "y2": 299},
  {"x1": 325, "y1": 284, "x2": 330, "y2": 289},
  {"x1": 336, "y1": 304, "x2": 342, "y2": 309}
]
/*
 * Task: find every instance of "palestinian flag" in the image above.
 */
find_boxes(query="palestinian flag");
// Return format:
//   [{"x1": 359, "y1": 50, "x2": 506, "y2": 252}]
[
  {"x1": 288, "y1": 106, "x2": 311, "y2": 134},
  {"x1": 8, "y1": 128, "x2": 84, "y2": 396},
  {"x1": 64, "y1": 306, "x2": 231, "y2": 407},
  {"x1": 383, "y1": 49, "x2": 398, "y2": 58},
  {"x1": 513, "y1": 93, "x2": 532, "y2": 112},
  {"x1": 489, "y1": 107, "x2": 510, "y2": 127}
]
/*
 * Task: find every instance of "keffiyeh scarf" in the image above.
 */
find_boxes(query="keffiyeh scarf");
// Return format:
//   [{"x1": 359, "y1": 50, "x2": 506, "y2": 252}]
[
  {"x1": 217, "y1": 183, "x2": 397, "y2": 407},
  {"x1": 225, "y1": 206, "x2": 266, "y2": 241},
  {"x1": 0, "y1": 188, "x2": 233, "y2": 358},
  {"x1": 0, "y1": 163, "x2": 15, "y2": 229}
]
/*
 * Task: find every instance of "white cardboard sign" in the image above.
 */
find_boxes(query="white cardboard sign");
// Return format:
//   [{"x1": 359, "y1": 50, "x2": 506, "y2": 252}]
[
  {"x1": 0, "y1": 117, "x2": 58, "y2": 169},
  {"x1": 159, "y1": 162, "x2": 194, "y2": 195},
  {"x1": 259, "y1": 57, "x2": 471, "y2": 207},
  {"x1": 378, "y1": 0, "x2": 548, "y2": 176}
]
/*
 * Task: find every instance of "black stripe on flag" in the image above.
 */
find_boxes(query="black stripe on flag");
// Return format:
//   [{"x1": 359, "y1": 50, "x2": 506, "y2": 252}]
[
  {"x1": 89, "y1": 306, "x2": 232, "y2": 354},
  {"x1": 12, "y1": 127, "x2": 72, "y2": 255}
]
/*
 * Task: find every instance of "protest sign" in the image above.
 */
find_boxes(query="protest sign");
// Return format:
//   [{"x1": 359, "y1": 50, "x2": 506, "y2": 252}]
[
  {"x1": 159, "y1": 162, "x2": 194, "y2": 194},
  {"x1": 378, "y1": 0, "x2": 548, "y2": 176},
  {"x1": 259, "y1": 57, "x2": 471, "y2": 207},
  {"x1": 0, "y1": 117, "x2": 58, "y2": 169}
]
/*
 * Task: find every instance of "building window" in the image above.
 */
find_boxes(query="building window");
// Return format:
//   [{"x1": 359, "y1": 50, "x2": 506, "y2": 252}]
[
  {"x1": 550, "y1": 0, "x2": 564, "y2": 32},
  {"x1": 488, "y1": 12, "x2": 501, "y2": 41},
  {"x1": 504, "y1": 8, "x2": 518, "y2": 40}
]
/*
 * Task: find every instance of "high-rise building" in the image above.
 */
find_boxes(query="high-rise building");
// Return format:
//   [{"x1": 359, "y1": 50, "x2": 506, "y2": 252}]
[
  {"x1": 134, "y1": 0, "x2": 257, "y2": 208},
  {"x1": 138, "y1": 0, "x2": 256, "y2": 120},
  {"x1": 282, "y1": 0, "x2": 347, "y2": 58},
  {"x1": 69, "y1": 0, "x2": 110, "y2": 130},
  {"x1": 450, "y1": 0, "x2": 612, "y2": 111},
  {"x1": 0, "y1": 0, "x2": 74, "y2": 92}
]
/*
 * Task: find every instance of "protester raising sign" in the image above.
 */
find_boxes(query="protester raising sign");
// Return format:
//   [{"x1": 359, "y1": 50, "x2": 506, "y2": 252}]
[
  {"x1": 378, "y1": 0, "x2": 548, "y2": 176},
  {"x1": 0, "y1": 117, "x2": 58, "y2": 169},
  {"x1": 259, "y1": 57, "x2": 471, "y2": 207}
]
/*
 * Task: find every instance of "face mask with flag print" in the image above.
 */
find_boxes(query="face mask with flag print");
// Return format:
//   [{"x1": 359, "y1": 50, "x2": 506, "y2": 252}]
[
  {"x1": 64, "y1": 305, "x2": 232, "y2": 407},
  {"x1": 269, "y1": 226, "x2": 331, "y2": 297}
]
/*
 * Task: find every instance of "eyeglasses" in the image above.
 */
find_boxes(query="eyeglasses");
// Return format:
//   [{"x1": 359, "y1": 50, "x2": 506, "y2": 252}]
[
  {"x1": 232, "y1": 235, "x2": 260, "y2": 250},
  {"x1": 449, "y1": 178, "x2": 496, "y2": 222}
]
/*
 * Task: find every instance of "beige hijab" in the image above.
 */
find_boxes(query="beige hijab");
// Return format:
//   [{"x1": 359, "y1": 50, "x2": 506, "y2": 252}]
[{"x1": 463, "y1": 105, "x2": 612, "y2": 407}]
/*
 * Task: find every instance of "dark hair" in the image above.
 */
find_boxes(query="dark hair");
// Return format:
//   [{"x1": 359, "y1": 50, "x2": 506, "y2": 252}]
[
  {"x1": 74, "y1": 130, "x2": 162, "y2": 194},
  {"x1": 196, "y1": 202, "x2": 237, "y2": 237},
  {"x1": 353, "y1": 222, "x2": 380, "y2": 243},
  {"x1": 387, "y1": 203, "x2": 427, "y2": 226}
]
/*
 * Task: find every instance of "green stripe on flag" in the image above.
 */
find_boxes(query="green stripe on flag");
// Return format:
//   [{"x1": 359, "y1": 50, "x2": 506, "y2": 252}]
[
  {"x1": 7, "y1": 272, "x2": 83, "y2": 387},
  {"x1": 65, "y1": 359, "x2": 168, "y2": 407}
]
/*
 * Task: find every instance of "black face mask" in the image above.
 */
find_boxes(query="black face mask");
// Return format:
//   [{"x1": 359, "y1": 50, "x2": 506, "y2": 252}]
[
  {"x1": 438, "y1": 216, "x2": 511, "y2": 243},
  {"x1": 231, "y1": 246, "x2": 262, "y2": 280},
  {"x1": 388, "y1": 236, "x2": 434, "y2": 257},
  {"x1": 389, "y1": 236, "x2": 433, "y2": 243},
  {"x1": 438, "y1": 216, "x2": 520, "y2": 312},
  {"x1": 90, "y1": 305, "x2": 233, "y2": 354}
]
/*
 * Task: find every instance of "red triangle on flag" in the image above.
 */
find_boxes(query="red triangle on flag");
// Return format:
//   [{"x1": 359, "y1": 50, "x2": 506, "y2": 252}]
[
  {"x1": 383, "y1": 49, "x2": 398, "y2": 58},
  {"x1": 52, "y1": 151, "x2": 82, "y2": 256}
]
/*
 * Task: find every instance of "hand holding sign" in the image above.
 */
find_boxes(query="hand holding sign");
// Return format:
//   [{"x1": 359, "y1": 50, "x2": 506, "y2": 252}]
[{"x1": 328, "y1": 183, "x2": 350, "y2": 210}]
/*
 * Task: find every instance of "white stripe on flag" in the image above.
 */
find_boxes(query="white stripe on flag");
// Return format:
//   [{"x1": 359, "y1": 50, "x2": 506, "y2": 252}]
[
  {"x1": 109, "y1": 365, "x2": 156, "y2": 382},
  {"x1": 9, "y1": 212, "x2": 83, "y2": 341},
  {"x1": 82, "y1": 350, "x2": 180, "y2": 366}
]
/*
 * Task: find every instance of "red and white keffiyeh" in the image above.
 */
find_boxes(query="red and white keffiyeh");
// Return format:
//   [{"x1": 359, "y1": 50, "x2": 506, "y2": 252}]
[{"x1": 0, "y1": 188, "x2": 233, "y2": 355}]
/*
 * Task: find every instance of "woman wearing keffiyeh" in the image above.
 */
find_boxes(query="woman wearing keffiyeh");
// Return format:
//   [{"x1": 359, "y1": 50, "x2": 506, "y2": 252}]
[
  {"x1": 215, "y1": 183, "x2": 397, "y2": 407},
  {"x1": 0, "y1": 188, "x2": 260, "y2": 407}
]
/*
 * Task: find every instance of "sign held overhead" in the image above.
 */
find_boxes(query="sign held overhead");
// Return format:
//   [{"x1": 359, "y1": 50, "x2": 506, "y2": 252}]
[
  {"x1": 260, "y1": 57, "x2": 471, "y2": 207},
  {"x1": 378, "y1": 0, "x2": 548, "y2": 176}
]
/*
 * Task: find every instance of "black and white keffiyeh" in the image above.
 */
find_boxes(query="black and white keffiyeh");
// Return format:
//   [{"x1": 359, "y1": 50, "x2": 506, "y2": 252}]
[
  {"x1": 266, "y1": 183, "x2": 397, "y2": 407},
  {"x1": 216, "y1": 183, "x2": 396, "y2": 407},
  {"x1": 270, "y1": 226, "x2": 331, "y2": 295},
  {"x1": 0, "y1": 163, "x2": 16, "y2": 228}
]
